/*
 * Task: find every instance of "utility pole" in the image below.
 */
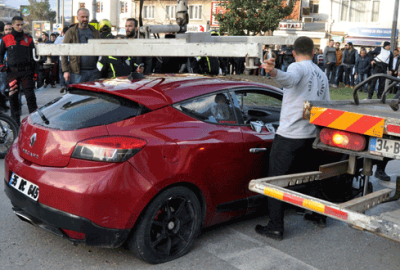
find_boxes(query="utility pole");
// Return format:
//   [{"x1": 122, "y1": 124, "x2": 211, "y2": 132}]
[
  {"x1": 92, "y1": 0, "x2": 97, "y2": 20},
  {"x1": 391, "y1": 0, "x2": 399, "y2": 52}
]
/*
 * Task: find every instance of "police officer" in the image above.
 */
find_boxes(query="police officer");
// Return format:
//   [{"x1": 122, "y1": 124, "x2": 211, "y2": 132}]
[
  {"x1": 99, "y1": 19, "x2": 113, "y2": 39},
  {"x1": 0, "y1": 16, "x2": 38, "y2": 125}
]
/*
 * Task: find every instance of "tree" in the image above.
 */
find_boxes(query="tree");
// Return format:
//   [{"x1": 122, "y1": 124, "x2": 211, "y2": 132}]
[
  {"x1": 23, "y1": 0, "x2": 56, "y2": 23},
  {"x1": 215, "y1": 0, "x2": 294, "y2": 36}
]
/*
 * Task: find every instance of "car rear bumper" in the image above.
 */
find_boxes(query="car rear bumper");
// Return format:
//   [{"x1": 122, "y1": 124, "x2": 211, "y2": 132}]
[{"x1": 4, "y1": 179, "x2": 130, "y2": 248}]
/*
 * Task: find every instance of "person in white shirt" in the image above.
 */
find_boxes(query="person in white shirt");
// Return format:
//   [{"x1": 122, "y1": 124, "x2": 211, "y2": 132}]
[
  {"x1": 255, "y1": 36, "x2": 330, "y2": 240},
  {"x1": 367, "y1": 41, "x2": 393, "y2": 99}
]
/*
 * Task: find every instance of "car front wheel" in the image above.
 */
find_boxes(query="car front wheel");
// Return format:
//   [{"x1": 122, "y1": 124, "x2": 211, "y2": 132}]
[{"x1": 128, "y1": 186, "x2": 202, "y2": 264}]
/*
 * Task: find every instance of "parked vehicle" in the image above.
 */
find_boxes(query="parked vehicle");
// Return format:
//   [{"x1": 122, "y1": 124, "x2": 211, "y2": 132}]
[{"x1": 5, "y1": 75, "x2": 284, "y2": 263}]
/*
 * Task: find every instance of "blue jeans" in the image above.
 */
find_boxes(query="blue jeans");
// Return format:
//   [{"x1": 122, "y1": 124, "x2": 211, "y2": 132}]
[
  {"x1": 357, "y1": 73, "x2": 369, "y2": 91},
  {"x1": 69, "y1": 69, "x2": 100, "y2": 85}
]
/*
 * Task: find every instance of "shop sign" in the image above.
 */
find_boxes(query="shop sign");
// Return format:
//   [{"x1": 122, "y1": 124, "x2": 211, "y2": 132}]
[{"x1": 348, "y1": 27, "x2": 397, "y2": 38}]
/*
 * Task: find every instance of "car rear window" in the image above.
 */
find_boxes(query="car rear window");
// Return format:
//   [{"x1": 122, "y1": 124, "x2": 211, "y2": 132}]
[{"x1": 30, "y1": 89, "x2": 151, "y2": 130}]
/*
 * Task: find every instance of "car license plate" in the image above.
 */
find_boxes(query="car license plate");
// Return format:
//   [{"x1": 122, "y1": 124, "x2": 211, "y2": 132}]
[
  {"x1": 369, "y1": 137, "x2": 400, "y2": 159},
  {"x1": 9, "y1": 173, "x2": 39, "y2": 201}
]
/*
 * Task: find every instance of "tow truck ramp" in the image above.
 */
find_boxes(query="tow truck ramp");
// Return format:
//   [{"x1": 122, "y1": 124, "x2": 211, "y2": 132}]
[{"x1": 249, "y1": 164, "x2": 400, "y2": 242}]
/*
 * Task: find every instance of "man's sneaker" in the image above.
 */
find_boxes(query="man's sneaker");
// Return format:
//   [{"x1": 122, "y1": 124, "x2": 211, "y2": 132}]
[
  {"x1": 375, "y1": 169, "x2": 391, "y2": 181},
  {"x1": 60, "y1": 87, "x2": 66, "y2": 93},
  {"x1": 332, "y1": 84, "x2": 338, "y2": 88},
  {"x1": 43, "y1": 83, "x2": 48, "y2": 88},
  {"x1": 51, "y1": 84, "x2": 56, "y2": 88},
  {"x1": 345, "y1": 85, "x2": 350, "y2": 88},
  {"x1": 255, "y1": 224, "x2": 283, "y2": 240}
]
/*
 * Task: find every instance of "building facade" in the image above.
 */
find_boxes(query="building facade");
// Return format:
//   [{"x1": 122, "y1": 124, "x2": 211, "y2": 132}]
[
  {"x1": 71, "y1": 0, "x2": 220, "y2": 35},
  {"x1": 0, "y1": 4, "x2": 21, "y2": 23}
]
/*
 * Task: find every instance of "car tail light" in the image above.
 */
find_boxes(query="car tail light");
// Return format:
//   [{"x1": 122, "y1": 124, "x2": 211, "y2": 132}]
[
  {"x1": 61, "y1": 229, "x2": 85, "y2": 240},
  {"x1": 72, "y1": 136, "x2": 147, "y2": 163},
  {"x1": 320, "y1": 128, "x2": 366, "y2": 151}
]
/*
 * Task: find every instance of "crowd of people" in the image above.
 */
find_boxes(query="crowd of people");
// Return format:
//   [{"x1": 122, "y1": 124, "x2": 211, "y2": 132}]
[{"x1": 314, "y1": 40, "x2": 399, "y2": 100}]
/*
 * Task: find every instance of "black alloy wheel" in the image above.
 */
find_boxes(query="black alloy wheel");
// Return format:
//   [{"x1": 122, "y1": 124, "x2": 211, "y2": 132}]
[{"x1": 128, "y1": 186, "x2": 202, "y2": 264}]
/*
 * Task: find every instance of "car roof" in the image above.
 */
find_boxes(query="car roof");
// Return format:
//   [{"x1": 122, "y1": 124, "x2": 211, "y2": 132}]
[{"x1": 70, "y1": 74, "x2": 282, "y2": 110}]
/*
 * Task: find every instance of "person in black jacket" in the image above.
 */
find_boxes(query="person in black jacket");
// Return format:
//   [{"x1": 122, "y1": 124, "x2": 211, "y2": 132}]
[
  {"x1": 341, "y1": 42, "x2": 358, "y2": 88},
  {"x1": 0, "y1": 16, "x2": 38, "y2": 125},
  {"x1": 367, "y1": 41, "x2": 393, "y2": 99},
  {"x1": 354, "y1": 49, "x2": 370, "y2": 92}
]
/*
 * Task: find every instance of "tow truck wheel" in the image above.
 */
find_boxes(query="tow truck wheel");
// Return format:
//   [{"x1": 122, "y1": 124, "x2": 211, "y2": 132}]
[{"x1": 128, "y1": 186, "x2": 202, "y2": 264}]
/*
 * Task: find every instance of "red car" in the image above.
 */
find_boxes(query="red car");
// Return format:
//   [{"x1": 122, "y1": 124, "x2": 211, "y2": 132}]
[{"x1": 5, "y1": 75, "x2": 283, "y2": 263}]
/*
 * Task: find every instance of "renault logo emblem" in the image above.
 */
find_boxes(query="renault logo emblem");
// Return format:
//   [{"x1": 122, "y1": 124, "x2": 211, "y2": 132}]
[{"x1": 30, "y1": 133, "x2": 36, "y2": 147}]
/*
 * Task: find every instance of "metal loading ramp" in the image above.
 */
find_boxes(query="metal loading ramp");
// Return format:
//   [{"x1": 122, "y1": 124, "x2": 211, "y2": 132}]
[{"x1": 248, "y1": 163, "x2": 400, "y2": 243}]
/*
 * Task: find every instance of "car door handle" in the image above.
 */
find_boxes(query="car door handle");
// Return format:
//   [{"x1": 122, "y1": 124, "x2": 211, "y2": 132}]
[{"x1": 249, "y1": 148, "x2": 267, "y2": 153}]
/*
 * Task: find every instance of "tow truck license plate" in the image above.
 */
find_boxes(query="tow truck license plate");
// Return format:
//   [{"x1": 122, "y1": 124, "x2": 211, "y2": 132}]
[
  {"x1": 9, "y1": 173, "x2": 39, "y2": 201},
  {"x1": 369, "y1": 138, "x2": 400, "y2": 159}
]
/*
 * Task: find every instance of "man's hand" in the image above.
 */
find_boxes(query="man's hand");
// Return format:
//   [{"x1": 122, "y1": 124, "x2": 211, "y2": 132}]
[
  {"x1": 0, "y1": 64, "x2": 6, "y2": 72},
  {"x1": 261, "y1": 58, "x2": 277, "y2": 77},
  {"x1": 64, "y1": 72, "x2": 70, "y2": 82},
  {"x1": 9, "y1": 79, "x2": 18, "y2": 96},
  {"x1": 371, "y1": 60, "x2": 375, "y2": 66},
  {"x1": 327, "y1": 62, "x2": 330, "y2": 65}
]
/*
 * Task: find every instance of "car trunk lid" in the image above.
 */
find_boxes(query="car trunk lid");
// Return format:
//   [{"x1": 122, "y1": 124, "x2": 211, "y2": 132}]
[{"x1": 18, "y1": 118, "x2": 109, "y2": 167}]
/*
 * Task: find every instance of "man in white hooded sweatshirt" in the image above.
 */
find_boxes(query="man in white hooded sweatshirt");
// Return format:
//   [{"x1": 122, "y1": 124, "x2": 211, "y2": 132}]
[
  {"x1": 255, "y1": 36, "x2": 330, "y2": 240},
  {"x1": 367, "y1": 41, "x2": 393, "y2": 99}
]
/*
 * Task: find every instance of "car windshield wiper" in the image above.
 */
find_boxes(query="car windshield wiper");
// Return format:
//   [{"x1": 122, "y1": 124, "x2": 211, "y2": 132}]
[{"x1": 36, "y1": 108, "x2": 49, "y2": 125}]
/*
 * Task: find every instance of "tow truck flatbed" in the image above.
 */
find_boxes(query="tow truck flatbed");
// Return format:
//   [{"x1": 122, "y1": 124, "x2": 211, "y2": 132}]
[{"x1": 250, "y1": 74, "x2": 400, "y2": 243}]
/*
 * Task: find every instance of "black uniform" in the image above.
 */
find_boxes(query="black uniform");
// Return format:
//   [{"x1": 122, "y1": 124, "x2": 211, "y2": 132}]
[
  {"x1": 190, "y1": 56, "x2": 219, "y2": 75},
  {"x1": 97, "y1": 56, "x2": 131, "y2": 78},
  {"x1": 0, "y1": 29, "x2": 38, "y2": 125}
]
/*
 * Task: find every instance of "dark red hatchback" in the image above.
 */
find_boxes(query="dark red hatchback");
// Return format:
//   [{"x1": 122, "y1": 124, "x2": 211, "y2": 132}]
[{"x1": 4, "y1": 75, "x2": 283, "y2": 263}]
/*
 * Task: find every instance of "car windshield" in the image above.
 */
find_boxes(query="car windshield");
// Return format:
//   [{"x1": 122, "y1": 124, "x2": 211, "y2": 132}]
[{"x1": 30, "y1": 89, "x2": 150, "y2": 130}]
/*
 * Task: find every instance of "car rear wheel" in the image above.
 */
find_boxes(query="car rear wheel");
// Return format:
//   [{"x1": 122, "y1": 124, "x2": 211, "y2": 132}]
[{"x1": 128, "y1": 186, "x2": 202, "y2": 264}]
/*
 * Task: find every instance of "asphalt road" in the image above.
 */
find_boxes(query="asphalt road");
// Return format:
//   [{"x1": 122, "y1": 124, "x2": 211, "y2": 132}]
[{"x1": 1, "y1": 85, "x2": 400, "y2": 269}]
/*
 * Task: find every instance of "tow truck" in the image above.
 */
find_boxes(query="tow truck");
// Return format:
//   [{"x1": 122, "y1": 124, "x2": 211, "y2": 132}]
[
  {"x1": 249, "y1": 74, "x2": 400, "y2": 242},
  {"x1": 34, "y1": 0, "x2": 400, "y2": 245}
]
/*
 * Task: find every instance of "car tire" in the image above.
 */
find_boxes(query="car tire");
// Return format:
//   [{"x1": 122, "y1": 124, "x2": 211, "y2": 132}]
[{"x1": 127, "y1": 186, "x2": 202, "y2": 264}]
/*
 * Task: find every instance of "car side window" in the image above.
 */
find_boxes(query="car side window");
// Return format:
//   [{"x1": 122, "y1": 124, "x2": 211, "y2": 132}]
[
  {"x1": 233, "y1": 90, "x2": 282, "y2": 125},
  {"x1": 174, "y1": 93, "x2": 237, "y2": 124}
]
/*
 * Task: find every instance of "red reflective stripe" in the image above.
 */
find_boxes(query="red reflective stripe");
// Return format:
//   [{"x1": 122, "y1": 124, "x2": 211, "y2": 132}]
[
  {"x1": 283, "y1": 193, "x2": 304, "y2": 206},
  {"x1": 311, "y1": 109, "x2": 345, "y2": 127},
  {"x1": 345, "y1": 115, "x2": 382, "y2": 134},
  {"x1": 325, "y1": 206, "x2": 348, "y2": 220},
  {"x1": 3, "y1": 35, "x2": 16, "y2": 47},
  {"x1": 387, "y1": 124, "x2": 400, "y2": 134}
]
